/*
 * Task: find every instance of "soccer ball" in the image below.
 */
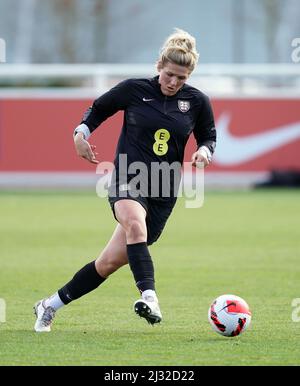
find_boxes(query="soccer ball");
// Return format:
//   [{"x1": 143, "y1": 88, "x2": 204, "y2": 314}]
[{"x1": 208, "y1": 294, "x2": 252, "y2": 337}]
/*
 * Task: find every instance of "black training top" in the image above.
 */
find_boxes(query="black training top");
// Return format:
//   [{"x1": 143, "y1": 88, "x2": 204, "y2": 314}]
[{"x1": 81, "y1": 76, "x2": 216, "y2": 170}]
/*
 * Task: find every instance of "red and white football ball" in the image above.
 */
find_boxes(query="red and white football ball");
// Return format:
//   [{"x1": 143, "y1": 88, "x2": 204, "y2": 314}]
[{"x1": 208, "y1": 294, "x2": 252, "y2": 337}]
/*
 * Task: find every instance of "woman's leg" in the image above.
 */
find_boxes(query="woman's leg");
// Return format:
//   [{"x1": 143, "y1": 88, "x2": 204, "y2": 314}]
[
  {"x1": 113, "y1": 199, "x2": 162, "y2": 324},
  {"x1": 95, "y1": 224, "x2": 128, "y2": 277},
  {"x1": 34, "y1": 224, "x2": 128, "y2": 332}
]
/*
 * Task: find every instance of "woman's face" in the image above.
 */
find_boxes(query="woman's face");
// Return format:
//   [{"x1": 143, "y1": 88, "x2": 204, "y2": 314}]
[{"x1": 157, "y1": 61, "x2": 191, "y2": 96}]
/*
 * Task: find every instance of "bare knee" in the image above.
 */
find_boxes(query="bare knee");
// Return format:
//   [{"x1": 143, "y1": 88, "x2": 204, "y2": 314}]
[
  {"x1": 123, "y1": 218, "x2": 147, "y2": 244},
  {"x1": 95, "y1": 254, "x2": 127, "y2": 278},
  {"x1": 114, "y1": 200, "x2": 147, "y2": 244}
]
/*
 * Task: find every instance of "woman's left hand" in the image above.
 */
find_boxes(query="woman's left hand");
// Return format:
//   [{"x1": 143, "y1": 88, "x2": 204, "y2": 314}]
[{"x1": 191, "y1": 148, "x2": 210, "y2": 168}]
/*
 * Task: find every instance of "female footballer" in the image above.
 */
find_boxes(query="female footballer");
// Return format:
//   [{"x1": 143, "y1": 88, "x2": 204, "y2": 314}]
[{"x1": 34, "y1": 28, "x2": 216, "y2": 332}]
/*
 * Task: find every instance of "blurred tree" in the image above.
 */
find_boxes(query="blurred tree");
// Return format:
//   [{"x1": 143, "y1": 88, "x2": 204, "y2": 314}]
[
  {"x1": 30, "y1": 0, "x2": 108, "y2": 63},
  {"x1": 15, "y1": 0, "x2": 36, "y2": 62},
  {"x1": 259, "y1": 0, "x2": 285, "y2": 62},
  {"x1": 53, "y1": 0, "x2": 78, "y2": 62},
  {"x1": 232, "y1": 0, "x2": 245, "y2": 63}
]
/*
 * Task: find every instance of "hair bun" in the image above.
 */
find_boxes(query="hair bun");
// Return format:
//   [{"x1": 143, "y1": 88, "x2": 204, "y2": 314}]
[
  {"x1": 159, "y1": 28, "x2": 199, "y2": 71},
  {"x1": 170, "y1": 31, "x2": 195, "y2": 52}
]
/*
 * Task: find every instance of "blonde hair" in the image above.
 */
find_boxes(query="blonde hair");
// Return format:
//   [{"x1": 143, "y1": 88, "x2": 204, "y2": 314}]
[{"x1": 159, "y1": 28, "x2": 199, "y2": 72}]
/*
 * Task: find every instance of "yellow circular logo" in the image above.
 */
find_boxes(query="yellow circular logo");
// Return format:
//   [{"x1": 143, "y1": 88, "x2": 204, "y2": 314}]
[{"x1": 153, "y1": 129, "x2": 170, "y2": 156}]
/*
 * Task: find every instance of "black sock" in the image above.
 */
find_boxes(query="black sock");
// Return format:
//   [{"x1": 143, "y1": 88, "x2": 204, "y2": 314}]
[
  {"x1": 127, "y1": 242, "x2": 155, "y2": 293},
  {"x1": 58, "y1": 261, "x2": 106, "y2": 305}
]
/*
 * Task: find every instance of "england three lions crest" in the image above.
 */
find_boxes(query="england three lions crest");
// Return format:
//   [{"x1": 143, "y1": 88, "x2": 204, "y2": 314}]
[{"x1": 178, "y1": 100, "x2": 190, "y2": 113}]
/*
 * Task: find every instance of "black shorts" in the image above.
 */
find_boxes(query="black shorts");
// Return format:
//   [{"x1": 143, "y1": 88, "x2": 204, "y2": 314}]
[{"x1": 108, "y1": 194, "x2": 177, "y2": 245}]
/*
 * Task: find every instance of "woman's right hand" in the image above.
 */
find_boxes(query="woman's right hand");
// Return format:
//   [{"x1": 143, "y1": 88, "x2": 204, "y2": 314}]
[{"x1": 74, "y1": 132, "x2": 99, "y2": 164}]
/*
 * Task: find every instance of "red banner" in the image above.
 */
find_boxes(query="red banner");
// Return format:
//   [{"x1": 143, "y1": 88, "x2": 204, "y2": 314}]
[{"x1": 0, "y1": 98, "x2": 299, "y2": 172}]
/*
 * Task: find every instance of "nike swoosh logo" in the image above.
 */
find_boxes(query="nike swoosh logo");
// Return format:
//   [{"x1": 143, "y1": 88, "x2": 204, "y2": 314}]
[
  {"x1": 220, "y1": 302, "x2": 236, "y2": 312},
  {"x1": 143, "y1": 98, "x2": 154, "y2": 102},
  {"x1": 215, "y1": 112, "x2": 300, "y2": 165}
]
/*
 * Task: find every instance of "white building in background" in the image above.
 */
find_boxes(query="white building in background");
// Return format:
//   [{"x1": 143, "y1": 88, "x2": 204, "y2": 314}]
[{"x1": 0, "y1": 0, "x2": 299, "y2": 64}]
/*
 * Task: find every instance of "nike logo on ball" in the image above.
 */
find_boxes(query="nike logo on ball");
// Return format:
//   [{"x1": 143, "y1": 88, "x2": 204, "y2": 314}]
[{"x1": 214, "y1": 113, "x2": 300, "y2": 165}]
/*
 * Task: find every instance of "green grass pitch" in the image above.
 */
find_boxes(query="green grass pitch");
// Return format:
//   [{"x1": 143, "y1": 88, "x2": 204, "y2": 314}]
[{"x1": 0, "y1": 189, "x2": 300, "y2": 366}]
